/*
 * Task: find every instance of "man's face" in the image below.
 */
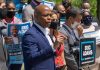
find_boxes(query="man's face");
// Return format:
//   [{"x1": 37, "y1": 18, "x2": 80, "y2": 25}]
[
  {"x1": 75, "y1": 14, "x2": 82, "y2": 23},
  {"x1": 12, "y1": 26, "x2": 18, "y2": 37},
  {"x1": 71, "y1": 14, "x2": 82, "y2": 29},
  {"x1": 58, "y1": 5, "x2": 66, "y2": 14},
  {"x1": 82, "y1": 3, "x2": 90, "y2": 12},
  {"x1": 36, "y1": 7, "x2": 52, "y2": 28}
]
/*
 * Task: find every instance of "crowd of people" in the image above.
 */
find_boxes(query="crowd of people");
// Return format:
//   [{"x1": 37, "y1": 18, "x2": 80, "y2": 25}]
[{"x1": 0, "y1": 0, "x2": 100, "y2": 70}]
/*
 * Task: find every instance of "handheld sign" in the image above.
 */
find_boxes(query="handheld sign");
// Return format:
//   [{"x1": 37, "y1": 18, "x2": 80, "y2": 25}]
[
  {"x1": 79, "y1": 38, "x2": 96, "y2": 67},
  {"x1": 5, "y1": 22, "x2": 30, "y2": 64},
  {"x1": 41, "y1": 1, "x2": 55, "y2": 10}
]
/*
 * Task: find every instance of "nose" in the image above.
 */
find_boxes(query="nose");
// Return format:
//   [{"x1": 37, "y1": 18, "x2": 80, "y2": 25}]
[
  {"x1": 47, "y1": 15, "x2": 52, "y2": 22},
  {"x1": 47, "y1": 15, "x2": 52, "y2": 19}
]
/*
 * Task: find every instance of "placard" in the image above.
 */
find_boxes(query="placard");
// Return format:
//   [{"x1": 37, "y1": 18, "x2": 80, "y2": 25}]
[
  {"x1": 79, "y1": 38, "x2": 96, "y2": 67},
  {"x1": 5, "y1": 22, "x2": 30, "y2": 64}
]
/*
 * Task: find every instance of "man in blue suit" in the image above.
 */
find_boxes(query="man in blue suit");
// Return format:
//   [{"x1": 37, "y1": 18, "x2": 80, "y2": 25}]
[{"x1": 22, "y1": 5, "x2": 65, "y2": 70}]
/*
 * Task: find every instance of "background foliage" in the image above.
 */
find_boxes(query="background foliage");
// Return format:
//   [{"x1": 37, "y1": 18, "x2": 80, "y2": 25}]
[
  {"x1": 25, "y1": 0, "x2": 97, "y2": 17},
  {"x1": 48, "y1": 0, "x2": 97, "y2": 17}
]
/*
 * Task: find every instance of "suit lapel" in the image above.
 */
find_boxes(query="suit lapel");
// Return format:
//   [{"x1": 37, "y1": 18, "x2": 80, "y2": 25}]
[{"x1": 33, "y1": 24, "x2": 51, "y2": 47}]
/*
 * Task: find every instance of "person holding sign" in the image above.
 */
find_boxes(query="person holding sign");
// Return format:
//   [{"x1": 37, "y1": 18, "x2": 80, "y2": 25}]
[
  {"x1": 0, "y1": 1, "x2": 23, "y2": 70},
  {"x1": 59, "y1": 8, "x2": 83, "y2": 70}
]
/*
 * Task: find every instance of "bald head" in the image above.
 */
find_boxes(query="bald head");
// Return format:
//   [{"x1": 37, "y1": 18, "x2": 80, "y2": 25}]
[
  {"x1": 34, "y1": 5, "x2": 52, "y2": 28},
  {"x1": 82, "y1": 2, "x2": 90, "y2": 9},
  {"x1": 34, "y1": 5, "x2": 51, "y2": 15}
]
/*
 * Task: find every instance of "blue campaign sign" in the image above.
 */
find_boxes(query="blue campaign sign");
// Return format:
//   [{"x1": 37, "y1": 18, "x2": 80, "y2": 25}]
[
  {"x1": 5, "y1": 22, "x2": 30, "y2": 64},
  {"x1": 79, "y1": 38, "x2": 96, "y2": 67},
  {"x1": 41, "y1": 1, "x2": 55, "y2": 9}
]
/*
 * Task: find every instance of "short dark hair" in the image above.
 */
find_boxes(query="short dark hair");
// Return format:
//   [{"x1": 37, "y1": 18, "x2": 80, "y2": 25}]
[
  {"x1": 53, "y1": 3, "x2": 64, "y2": 13},
  {"x1": 62, "y1": 0, "x2": 71, "y2": 9},
  {"x1": 6, "y1": 1, "x2": 15, "y2": 8},
  {"x1": 66, "y1": 7, "x2": 82, "y2": 19}
]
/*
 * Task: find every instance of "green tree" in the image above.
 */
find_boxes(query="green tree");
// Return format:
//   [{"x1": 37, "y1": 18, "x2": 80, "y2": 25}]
[{"x1": 97, "y1": 0, "x2": 100, "y2": 25}]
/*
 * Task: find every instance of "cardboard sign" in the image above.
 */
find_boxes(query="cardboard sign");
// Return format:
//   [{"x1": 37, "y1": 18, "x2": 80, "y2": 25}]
[{"x1": 79, "y1": 38, "x2": 96, "y2": 67}]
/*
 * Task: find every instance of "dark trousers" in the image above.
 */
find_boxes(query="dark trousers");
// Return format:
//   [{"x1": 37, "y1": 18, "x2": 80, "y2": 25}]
[{"x1": 9, "y1": 64, "x2": 22, "y2": 70}]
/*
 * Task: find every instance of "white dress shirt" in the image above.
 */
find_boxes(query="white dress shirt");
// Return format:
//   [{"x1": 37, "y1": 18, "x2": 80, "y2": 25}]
[{"x1": 34, "y1": 21, "x2": 54, "y2": 50}]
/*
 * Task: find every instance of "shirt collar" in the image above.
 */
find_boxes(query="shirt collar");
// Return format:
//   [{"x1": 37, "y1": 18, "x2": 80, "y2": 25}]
[{"x1": 34, "y1": 21, "x2": 50, "y2": 35}]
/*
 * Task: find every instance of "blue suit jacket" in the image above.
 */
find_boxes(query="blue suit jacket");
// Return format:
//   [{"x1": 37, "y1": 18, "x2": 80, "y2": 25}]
[{"x1": 22, "y1": 24, "x2": 56, "y2": 70}]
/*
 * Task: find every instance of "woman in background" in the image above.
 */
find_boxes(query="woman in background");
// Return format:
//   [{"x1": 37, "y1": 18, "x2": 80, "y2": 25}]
[{"x1": 50, "y1": 10, "x2": 67, "y2": 70}]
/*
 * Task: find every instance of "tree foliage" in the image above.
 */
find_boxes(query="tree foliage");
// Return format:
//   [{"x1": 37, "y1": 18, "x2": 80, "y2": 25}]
[
  {"x1": 55, "y1": 0, "x2": 97, "y2": 17},
  {"x1": 26, "y1": 0, "x2": 97, "y2": 17}
]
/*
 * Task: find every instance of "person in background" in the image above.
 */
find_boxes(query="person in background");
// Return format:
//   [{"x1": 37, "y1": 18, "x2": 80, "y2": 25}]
[
  {"x1": 53, "y1": 4, "x2": 66, "y2": 25},
  {"x1": 62, "y1": 0, "x2": 72, "y2": 14},
  {"x1": 59, "y1": 8, "x2": 83, "y2": 70},
  {"x1": 82, "y1": 11, "x2": 100, "y2": 70},
  {"x1": 50, "y1": 10, "x2": 67, "y2": 70},
  {"x1": 22, "y1": 0, "x2": 42, "y2": 23},
  {"x1": 2, "y1": 1, "x2": 22, "y2": 24},
  {"x1": 82, "y1": 11, "x2": 99, "y2": 34},
  {"x1": 81, "y1": 2, "x2": 90, "y2": 13},
  {"x1": 1, "y1": 1, "x2": 23, "y2": 70},
  {"x1": 0, "y1": 0, "x2": 6, "y2": 9},
  {"x1": 22, "y1": 5, "x2": 66, "y2": 70},
  {"x1": 0, "y1": 1, "x2": 8, "y2": 70},
  {"x1": 53, "y1": 4, "x2": 66, "y2": 18},
  {"x1": 15, "y1": 0, "x2": 28, "y2": 19}
]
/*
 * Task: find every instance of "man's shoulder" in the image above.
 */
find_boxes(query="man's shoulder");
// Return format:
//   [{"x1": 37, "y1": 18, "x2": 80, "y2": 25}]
[
  {"x1": 25, "y1": 25, "x2": 38, "y2": 35},
  {"x1": 24, "y1": 4, "x2": 34, "y2": 11},
  {"x1": 60, "y1": 24, "x2": 69, "y2": 32}
]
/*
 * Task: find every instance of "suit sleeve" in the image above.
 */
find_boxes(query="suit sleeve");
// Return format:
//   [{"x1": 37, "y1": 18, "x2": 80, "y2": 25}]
[{"x1": 22, "y1": 33, "x2": 55, "y2": 63}]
